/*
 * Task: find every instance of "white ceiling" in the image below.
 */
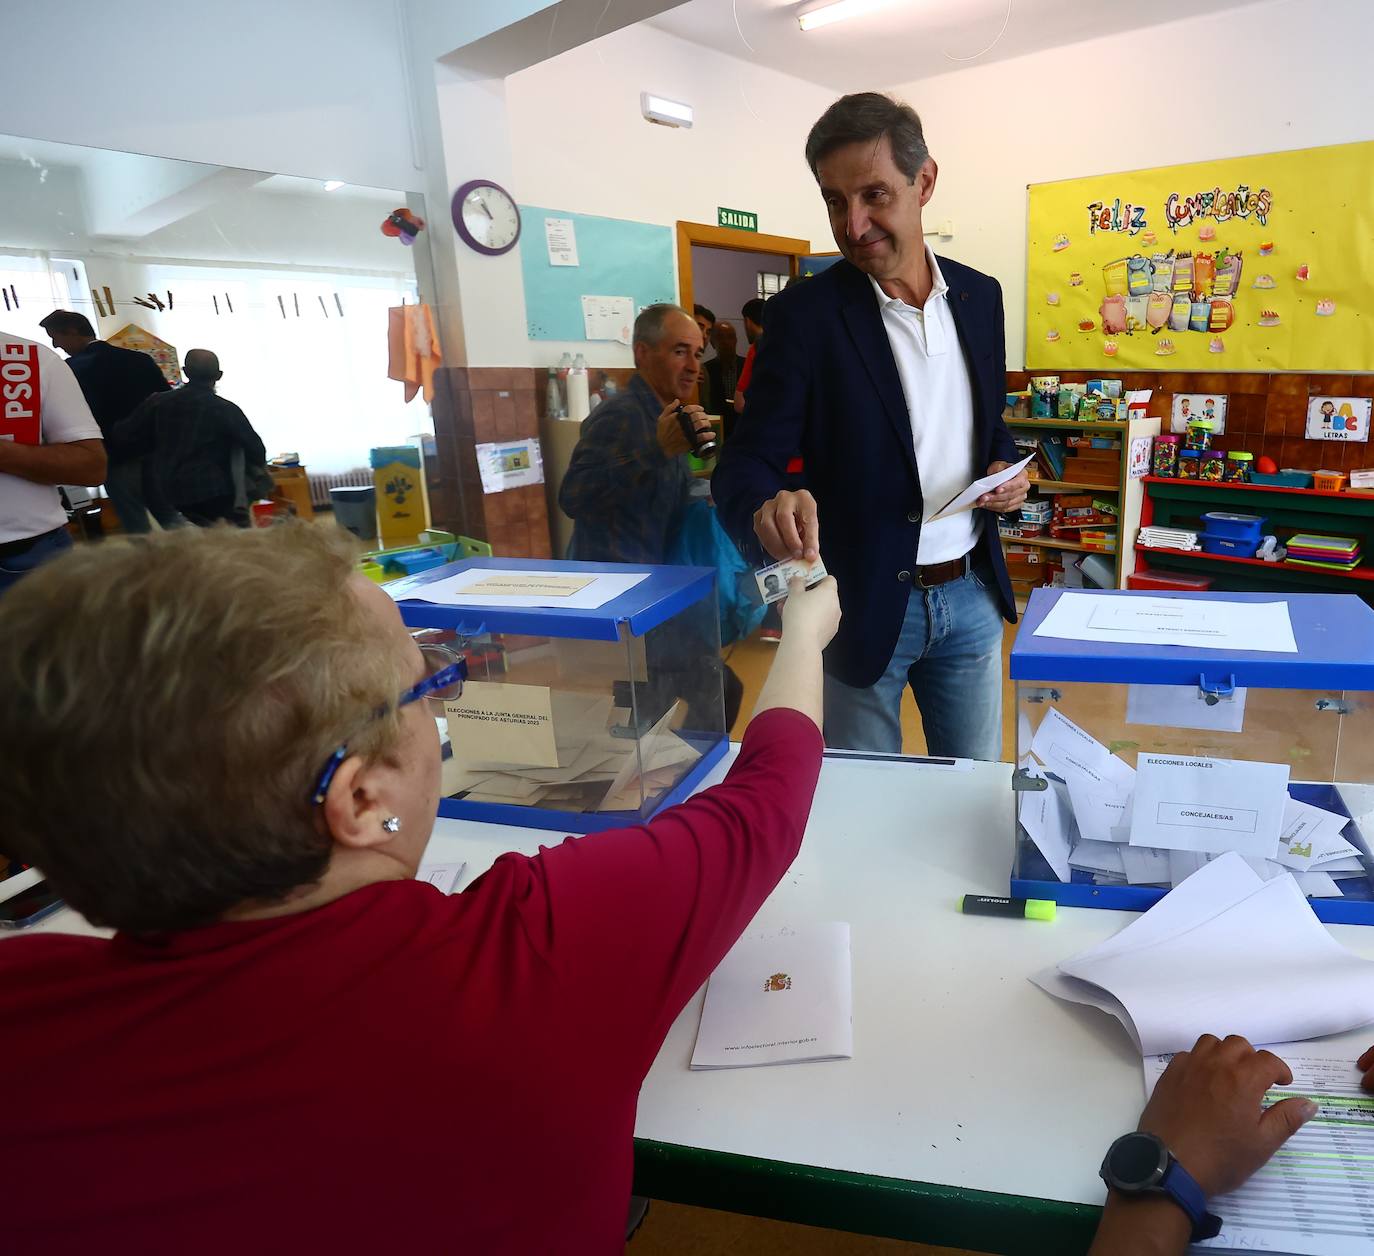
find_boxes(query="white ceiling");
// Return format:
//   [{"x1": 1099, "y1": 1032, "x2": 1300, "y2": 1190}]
[{"x1": 648, "y1": 0, "x2": 1273, "y2": 92}]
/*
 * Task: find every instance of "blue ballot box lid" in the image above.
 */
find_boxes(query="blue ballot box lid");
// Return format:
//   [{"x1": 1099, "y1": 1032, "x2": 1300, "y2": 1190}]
[
  {"x1": 389, "y1": 557, "x2": 716, "y2": 641},
  {"x1": 1011, "y1": 589, "x2": 1374, "y2": 688}
]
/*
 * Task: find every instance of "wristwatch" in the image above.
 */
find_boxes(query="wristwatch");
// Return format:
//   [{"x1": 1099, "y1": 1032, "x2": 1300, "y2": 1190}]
[{"x1": 1100, "y1": 1131, "x2": 1223, "y2": 1242}]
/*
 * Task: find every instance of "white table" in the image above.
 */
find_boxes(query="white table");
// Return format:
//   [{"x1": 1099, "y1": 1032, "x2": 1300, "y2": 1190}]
[{"x1": 22, "y1": 751, "x2": 1374, "y2": 1251}]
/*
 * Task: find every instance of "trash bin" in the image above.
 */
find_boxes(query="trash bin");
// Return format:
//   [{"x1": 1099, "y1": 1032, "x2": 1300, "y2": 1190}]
[{"x1": 330, "y1": 486, "x2": 377, "y2": 542}]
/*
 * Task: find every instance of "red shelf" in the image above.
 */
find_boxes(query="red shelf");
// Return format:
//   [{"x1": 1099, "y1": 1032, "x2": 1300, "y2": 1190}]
[
  {"x1": 1136, "y1": 544, "x2": 1374, "y2": 583},
  {"x1": 1142, "y1": 475, "x2": 1369, "y2": 501}
]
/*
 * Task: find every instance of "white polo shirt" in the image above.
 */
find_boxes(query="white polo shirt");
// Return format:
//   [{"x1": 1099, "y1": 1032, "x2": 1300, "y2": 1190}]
[
  {"x1": 870, "y1": 250, "x2": 980, "y2": 565},
  {"x1": 1, "y1": 334, "x2": 102, "y2": 544}
]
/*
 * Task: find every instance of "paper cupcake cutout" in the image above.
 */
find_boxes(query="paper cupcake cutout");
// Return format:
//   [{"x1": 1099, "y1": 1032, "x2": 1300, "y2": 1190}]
[
  {"x1": 1142, "y1": 230, "x2": 1157, "y2": 246},
  {"x1": 1046, "y1": 329, "x2": 1061, "y2": 341},
  {"x1": 1198, "y1": 224, "x2": 1216, "y2": 241},
  {"x1": 1155, "y1": 338, "x2": 1177, "y2": 356},
  {"x1": 1209, "y1": 336, "x2": 1225, "y2": 353},
  {"x1": 1069, "y1": 271, "x2": 1083, "y2": 286},
  {"x1": 1258, "y1": 241, "x2": 1274, "y2": 256},
  {"x1": 1103, "y1": 340, "x2": 1119, "y2": 357},
  {"x1": 1296, "y1": 265, "x2": 1310, "y2": 282},
  {"x1": 1052, "y1": 234, "x2": 1070, "y2": 252},
  {"x1": 1258, "y1": 310, "x2": 1280, "y2": 327},
  {"x1": 1077, "y1": 319, "x2": 1095, "y2": 332},
  {"x1": 1253, "y1": 274, "x2": 1276, "y2": 289},
  {"x1": 1316, "y1": 299, "x2": 1336, "y2": 317},
  {"x1": 1046, "y1": 292, "x2": 1060, "y2": 305}
]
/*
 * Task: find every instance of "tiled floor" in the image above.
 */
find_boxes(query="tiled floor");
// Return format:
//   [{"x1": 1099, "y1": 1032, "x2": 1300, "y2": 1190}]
[{"x1": 629, "y1": 623, "x2": 1020, "y2": 1255}]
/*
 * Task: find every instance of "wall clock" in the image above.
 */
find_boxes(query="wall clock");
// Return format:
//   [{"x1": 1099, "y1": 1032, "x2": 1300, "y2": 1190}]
[{"x1": 452, "y1": 179, "x2": 522, "y2": 256}]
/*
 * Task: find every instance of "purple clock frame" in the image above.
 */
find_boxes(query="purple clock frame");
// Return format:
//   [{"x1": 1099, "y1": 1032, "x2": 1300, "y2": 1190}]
[{"x1": 451, "y1": 179, "x2": 522, "y2": 256}]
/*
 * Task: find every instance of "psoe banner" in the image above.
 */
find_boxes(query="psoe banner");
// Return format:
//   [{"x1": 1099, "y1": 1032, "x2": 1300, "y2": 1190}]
[{"x1": 1026, "y1": 140, "x2": 1374, "y2": 372}]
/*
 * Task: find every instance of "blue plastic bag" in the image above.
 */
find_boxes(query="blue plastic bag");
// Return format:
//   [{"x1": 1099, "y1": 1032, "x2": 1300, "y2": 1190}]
[{"x1": 666, "y1": 499, "x2": 767, "y2": 647}]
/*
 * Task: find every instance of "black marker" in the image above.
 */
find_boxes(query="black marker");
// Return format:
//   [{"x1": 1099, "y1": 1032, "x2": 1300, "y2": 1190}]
[
  {"x1": 676, "y1": 404, "x2": 717, "y2": 458},
  {"x1": 959, "y1": 894, "x2": 1056, "y2": 921}
]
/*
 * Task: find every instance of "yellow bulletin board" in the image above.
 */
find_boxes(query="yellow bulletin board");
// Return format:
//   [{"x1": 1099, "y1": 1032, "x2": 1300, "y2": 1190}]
[{"x1": 1026, "y1": 141, "x2": 1374, "y2": 372}]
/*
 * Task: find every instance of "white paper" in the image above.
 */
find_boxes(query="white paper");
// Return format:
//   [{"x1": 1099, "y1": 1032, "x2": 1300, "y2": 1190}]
[
  {"x1": 691, "y1": 923, "x2": 853, "y2": 1069},
  {"x1": 1294, "y1": 871, "x2": 1343, "y2": 897},
  {"x1": 1124, "y1": 682, "x2": 1248, "y2": 734},
  {"x1": 1034, "y1": 593, "x2": 1298, "y2": 654},
  {"x1": 581, "y1": 295, "x2": 634, "y2": 345},
  {"x1": 475, "y1": 439, "x2": 544, "y2": 493},
  {"x1": 1069, "y1": 839, "x2": 1127, "y2": 876},
  {"x1": 544, "y1": 216, "x2": 579, "y2": 266},
  {"x1": 1144, "y1": 1033, "x2": 1374, "y2": 1255},
  {"x1": 929, "y1": 453, "x2": 1034, "y2": 521},
  {"x1": 1130, "y1": 753, "x2": 1289, "y2": 858},
  {"x1": 1278, "y1": 797, "x2": 1356, "y2": 869},
  {"x1": 416, "y1": 861, "x2": 466, "y2": 894},
  {"x1": 1120, "y1": 845, "x2": 1169, "y2": 884},
  {"x1": 392, "y1": 566, "x2": 650, "y2": 610},
  {"x1": 1047, "y1": 854, "x2": 1374, "y2": 1054},
  {"x1": 1018, "y1": 770, "x2": 1074, "y2": 882}
]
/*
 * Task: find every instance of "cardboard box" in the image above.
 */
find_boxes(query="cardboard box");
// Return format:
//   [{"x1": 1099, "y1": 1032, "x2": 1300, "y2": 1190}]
[
  {"x1": 371, "y1": 445, "x2": 430, "y2": 548},
  {"x1": 269, "y1": 464, "x2": 314, "y2": 521}
]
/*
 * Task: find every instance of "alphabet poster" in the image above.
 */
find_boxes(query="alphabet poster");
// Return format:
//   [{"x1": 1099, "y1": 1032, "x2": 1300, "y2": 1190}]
[{"x1": 1026, "y1": 140, "x2": 1374, "y2": 371}]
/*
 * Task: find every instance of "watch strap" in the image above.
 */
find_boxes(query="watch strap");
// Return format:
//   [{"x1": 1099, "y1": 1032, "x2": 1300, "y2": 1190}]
[{"x1": 1160, "y1": 1158, "x2": 1223, "y2": 1242}]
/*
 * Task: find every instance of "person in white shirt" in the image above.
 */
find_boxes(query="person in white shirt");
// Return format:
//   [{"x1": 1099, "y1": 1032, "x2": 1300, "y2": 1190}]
[
  {"x1": 713, "y1": 93, "x2": 1028, "y2": 760},
  {"x1": 0, "y1": 333, "x2": 105, "y2": 595}
]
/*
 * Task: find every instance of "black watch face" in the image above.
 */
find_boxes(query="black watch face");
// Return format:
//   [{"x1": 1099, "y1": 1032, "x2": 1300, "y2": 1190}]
[{"x1": 1109, "y1": 1133, "x2": 1168, "y2": 1188}]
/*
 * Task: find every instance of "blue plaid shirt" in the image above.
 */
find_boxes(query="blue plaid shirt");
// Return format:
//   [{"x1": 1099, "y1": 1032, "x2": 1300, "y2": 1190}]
[{"x1": 559, "y1": 374, "x2": 690, "y2": 563}]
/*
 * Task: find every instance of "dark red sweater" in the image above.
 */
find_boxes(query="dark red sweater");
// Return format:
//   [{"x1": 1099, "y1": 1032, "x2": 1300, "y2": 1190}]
[{"x1": 0, "y1": 708, "x2": 822, "y2": 1255}]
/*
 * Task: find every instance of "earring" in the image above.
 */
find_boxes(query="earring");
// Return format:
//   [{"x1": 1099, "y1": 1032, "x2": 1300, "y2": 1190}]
[{"x1": 381, "y1": 816, "x2": 402, "y2": 833}]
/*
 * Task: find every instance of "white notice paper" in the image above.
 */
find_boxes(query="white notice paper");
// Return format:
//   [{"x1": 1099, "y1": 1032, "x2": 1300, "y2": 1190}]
[
  {"x1": 1279, "y1": 797, "x2": 1358, "y2": 869},
  {"x1": 1125, "y1": 682, "x2": 1248, "y2": 734},
  {"x1": 929, "y1": 454, "x2": 1034, "y2": 521},
  {"x1": 1131, "y1": 753, "x2": 1290, "y2": 858},
  {"x1": 1034, "y1": 592, "x2": 1299, "y2": 653},
  {"x1": 691, "y1": 923, "x2": 853, "y2": 1069},
  {"x1": 416, "y1": 861, "x2": 467, "y2": 894},
  {"x1": 475, "y1": 439, "x2": 545, "y2": 493},
  {"x1": 581, "y1": 295, "x2": 634, "y2": 345},
  {"x1": 1018, "y1": 764, "x2": 1074, "y2": 882},
  {"x1": 391, "y1": 566, "x2": 650, "y2": 610},
  {"x1": 544, "y1": 216, "x2": 579, "y2": 266}
]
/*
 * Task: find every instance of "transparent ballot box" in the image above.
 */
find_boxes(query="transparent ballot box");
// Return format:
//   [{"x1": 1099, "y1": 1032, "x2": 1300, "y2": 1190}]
[
  {"x1": 392, "y1": 558, "x2": 728, "y2": 832},
  {"x1": 1009, "y1": 590, "x2": 1374, "y2": 924}
]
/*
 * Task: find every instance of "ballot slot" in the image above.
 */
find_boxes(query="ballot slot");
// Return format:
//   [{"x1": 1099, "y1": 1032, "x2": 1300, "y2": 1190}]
[{"x1": 1008, "y1": 589, "x2": 1374, "y2": 924}]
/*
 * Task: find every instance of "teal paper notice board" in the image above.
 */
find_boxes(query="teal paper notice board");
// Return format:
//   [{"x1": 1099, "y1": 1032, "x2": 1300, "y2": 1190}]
[{"x1": 520, "y1": 206, "x2": 676, "y2": 341}]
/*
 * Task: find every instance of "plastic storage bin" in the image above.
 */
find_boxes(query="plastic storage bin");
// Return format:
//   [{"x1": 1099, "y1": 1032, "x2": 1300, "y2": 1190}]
[
  {"x1": 1010, "y1": 590, "x2": 1374, "y2": 923},
  {"x1": 392, "y1": 558, "x2": 729, "y2": 832},
  {"x1": 1126, "y1": 569, "x2": 1215, "y2": 591},
  {"x1": 1200, "y1": 512, "x2": 1265, "y2": 542}
]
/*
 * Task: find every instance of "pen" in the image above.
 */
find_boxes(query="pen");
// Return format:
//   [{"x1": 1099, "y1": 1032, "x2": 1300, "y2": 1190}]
[{"x1": 959, "y1": 894, "x2": 1056, "y2": 921}]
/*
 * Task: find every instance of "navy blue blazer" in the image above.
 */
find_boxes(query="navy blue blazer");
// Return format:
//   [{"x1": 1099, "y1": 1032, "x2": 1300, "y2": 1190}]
[{"x1": 712, "y1": 255, "x2": 1019, "y2": 689}]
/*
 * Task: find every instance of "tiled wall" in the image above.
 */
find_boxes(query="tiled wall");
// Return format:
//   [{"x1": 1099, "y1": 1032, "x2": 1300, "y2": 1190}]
[{"x1": 1008, "y1": 370, "x2": 1374, "y2": 472}]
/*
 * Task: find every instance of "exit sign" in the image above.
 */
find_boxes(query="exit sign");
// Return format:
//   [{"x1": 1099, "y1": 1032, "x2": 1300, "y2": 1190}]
[{"x1": 717, "y1": 207, "x2": 757, "y2": 232}]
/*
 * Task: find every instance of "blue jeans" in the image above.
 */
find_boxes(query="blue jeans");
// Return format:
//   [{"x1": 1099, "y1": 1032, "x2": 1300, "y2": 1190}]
[
  {"x1": 823, "y1": 565, "x2": 1005, "y2": 760},
  {"x1": 0, "y1": 528, "x2": 73, "y2": 596}
]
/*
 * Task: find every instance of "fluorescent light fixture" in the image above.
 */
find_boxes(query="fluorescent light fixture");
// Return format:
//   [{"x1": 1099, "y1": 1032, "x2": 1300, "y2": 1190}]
[
  {"x1": 323, "y1": 180, "x2": 345, "y2": 192},
  {"x1": 798, "y1": 0, "x2": 896, "y2": 32},
  {"x1": 640, "y1": 92, "x2": 694, "y2": 129}
]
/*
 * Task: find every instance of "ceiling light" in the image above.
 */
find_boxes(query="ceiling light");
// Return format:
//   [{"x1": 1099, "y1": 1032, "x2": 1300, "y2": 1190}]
[
  {"x1": 798, "y1": 0, "x2": 897, "y2": 33},
  {"x1": 323, "y1": 180, "x2": 345, "y2": 192},
  {"x1": 640, "y1": 92, "x2": 694, "y2": 129}
]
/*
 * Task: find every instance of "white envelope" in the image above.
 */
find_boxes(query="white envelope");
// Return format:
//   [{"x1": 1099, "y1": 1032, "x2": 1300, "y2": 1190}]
[{"x1": 1130, "y1": 753, "x2": 1289, "y2": 858}]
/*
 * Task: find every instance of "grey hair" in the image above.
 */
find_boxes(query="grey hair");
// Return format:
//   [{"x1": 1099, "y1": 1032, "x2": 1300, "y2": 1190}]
[
  {"x1": 633, "y1": 303, "x2": 692, "y2": 348},
  {"x1": 805, "y1": 92, "x2": 930, "y2": 183}
]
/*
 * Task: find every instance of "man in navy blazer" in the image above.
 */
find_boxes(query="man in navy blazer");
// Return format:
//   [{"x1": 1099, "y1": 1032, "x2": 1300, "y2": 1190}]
[{"x1": 713, "y1": 92, "x2": 1028, "y2": 760}]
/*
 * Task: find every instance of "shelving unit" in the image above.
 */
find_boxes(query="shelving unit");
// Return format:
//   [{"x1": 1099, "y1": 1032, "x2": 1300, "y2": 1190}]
[
  {"x1": 1137, "y1": 476, "x2": 1374, "y2": 599},
  {"x1": 1001, "y1": 414, "x2": 1160, "y2": 591}
]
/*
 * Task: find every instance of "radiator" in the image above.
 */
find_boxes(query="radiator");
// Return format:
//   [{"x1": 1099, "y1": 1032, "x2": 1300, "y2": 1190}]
[{"x1": 308, "y1": 468, "x2": 372, "y2": 509}]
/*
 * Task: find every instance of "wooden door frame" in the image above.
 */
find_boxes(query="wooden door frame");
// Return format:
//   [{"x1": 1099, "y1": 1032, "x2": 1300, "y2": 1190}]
[{"x1": 676, "y1": 221, "x2": 811, "y2": 321}]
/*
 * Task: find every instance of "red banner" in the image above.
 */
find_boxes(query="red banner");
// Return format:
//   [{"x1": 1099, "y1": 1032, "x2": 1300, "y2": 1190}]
[{"x1": 0, "y1": 341, "x2": 41, "y2": 445}]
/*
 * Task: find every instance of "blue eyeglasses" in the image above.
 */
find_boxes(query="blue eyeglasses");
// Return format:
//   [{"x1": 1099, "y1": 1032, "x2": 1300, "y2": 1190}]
[{"x1": 309, "y1": 643, "x2": 467, "y2": 806}]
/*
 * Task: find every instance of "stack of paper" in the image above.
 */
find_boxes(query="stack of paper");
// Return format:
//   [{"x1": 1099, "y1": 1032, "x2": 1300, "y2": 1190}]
[
  {"x1": 1033, "y1": 853, "x2": 1374, "y2": 1053},
  {"x1": 1137, "y1": 525, "x2": 1200, "y2": 551},
  {"x1": 691, "y1": 923, "x2": 853, "y2": 1069},
  {"x1": 442, "y1": 691, "x2": 701, "y2": 813},
  {"x1": 1017, "y1": 709, "x2": 1366, "y2": 895}
]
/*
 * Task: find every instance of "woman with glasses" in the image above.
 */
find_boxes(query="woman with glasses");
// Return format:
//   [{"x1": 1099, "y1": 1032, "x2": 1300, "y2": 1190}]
[{"x1": 0, "y1": 521, "x2": 839, "y2": 1254}]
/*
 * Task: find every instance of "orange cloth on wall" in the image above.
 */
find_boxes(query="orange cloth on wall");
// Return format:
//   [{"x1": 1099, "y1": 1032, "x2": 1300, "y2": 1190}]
[{"x1": 387, "y1": 303, "x2": 442, "y2": 403}]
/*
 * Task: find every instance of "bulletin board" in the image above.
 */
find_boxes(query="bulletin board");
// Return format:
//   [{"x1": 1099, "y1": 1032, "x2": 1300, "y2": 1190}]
[
  {"x1": 1026, "y1": 140, "x2": 1374, "y2": 372},
  {"x1": 520, "y1": 206, "x2": 675, "y2": 340}
]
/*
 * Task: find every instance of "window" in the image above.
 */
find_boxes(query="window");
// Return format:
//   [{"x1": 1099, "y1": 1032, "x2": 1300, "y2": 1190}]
[
  {"x1": 756, "y1": 270, "x2": 788, "y2": 299},
  {"x1": 0, "y1": 254, "x2": 88, "y2": 344}
]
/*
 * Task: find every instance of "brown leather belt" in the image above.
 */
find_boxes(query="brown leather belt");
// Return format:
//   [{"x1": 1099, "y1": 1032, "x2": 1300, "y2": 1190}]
[{"x1": 914, "y1": 553, "x2": 972, "y2": 588}]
